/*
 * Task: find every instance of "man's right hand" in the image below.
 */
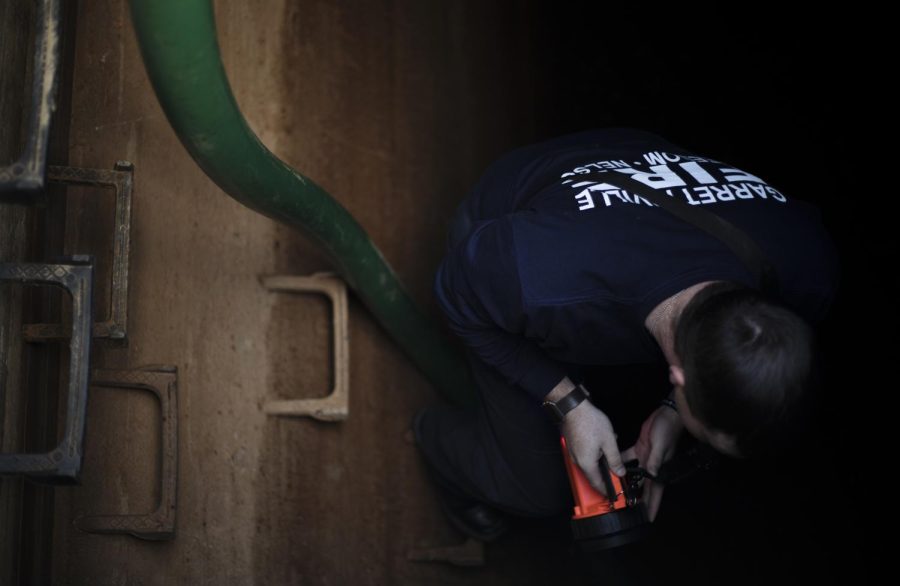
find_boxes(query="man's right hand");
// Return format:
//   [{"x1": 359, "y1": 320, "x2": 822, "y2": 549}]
[{"x1": 561, "y1": 399, "x2": 625, "y2": 496}]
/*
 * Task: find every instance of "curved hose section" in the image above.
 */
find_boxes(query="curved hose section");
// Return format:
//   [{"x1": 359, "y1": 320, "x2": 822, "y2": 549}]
[{"x1": 129, "y1": 0, "x2": 472, "y2": 406}]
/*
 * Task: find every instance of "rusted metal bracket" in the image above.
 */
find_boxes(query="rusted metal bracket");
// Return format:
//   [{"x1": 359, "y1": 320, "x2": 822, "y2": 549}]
[
  {"x1": 0, "y1": 0, "x2": 61, "y2": 196},
  {"x1": 0, "y1": 258, "x2": 93, "y2": 482},
  {"x1": 407, "y1": 538, "x2": 486, "y2": 567},
  {"x1": 75, "y1": 365, "x2": 178, "y2": 540},
  {"x1": 24, "y1": 162, "x2": 133, "y2": 341},
  {"x1": 261, "y1": 273, "x2": 349, "y2": 421}
]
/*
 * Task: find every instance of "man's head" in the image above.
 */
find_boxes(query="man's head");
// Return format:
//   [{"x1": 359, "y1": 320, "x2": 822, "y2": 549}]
[{"x1": 670, "y1": 282, "x2": 815, "y2": 457}]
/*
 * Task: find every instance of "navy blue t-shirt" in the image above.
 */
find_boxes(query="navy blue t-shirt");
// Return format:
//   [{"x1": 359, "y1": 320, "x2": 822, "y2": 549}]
[{"x1": 434, "y1": 128, "x2": 839, "y2": 401}]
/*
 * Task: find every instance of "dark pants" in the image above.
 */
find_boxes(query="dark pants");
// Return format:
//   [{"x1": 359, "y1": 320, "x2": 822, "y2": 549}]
[{"x1": 415, "y1": 352, "x2": 573, "y2": 518}]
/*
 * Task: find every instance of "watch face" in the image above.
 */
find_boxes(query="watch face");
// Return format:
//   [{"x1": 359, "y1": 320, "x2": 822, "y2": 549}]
[{"x1": 542, "y1": 401, "x2": 565, "y2": 424}]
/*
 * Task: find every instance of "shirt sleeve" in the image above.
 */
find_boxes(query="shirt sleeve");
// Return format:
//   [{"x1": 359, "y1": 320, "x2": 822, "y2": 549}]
[{"x1": 434, "y1": 216, "x2": 568, "y2": 401}]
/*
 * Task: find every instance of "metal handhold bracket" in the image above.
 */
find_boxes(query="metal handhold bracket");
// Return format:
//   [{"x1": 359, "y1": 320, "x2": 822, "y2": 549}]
[
  {"x1": 0, "y1": 259, "x2": 93, "y2": 481},
  {"x1": 75, "y1": 365, "x2": 178, "y2": 540},
  {"x1": 0, "y1": 0, "x2": 61, "y2": 196},
  {"x1": 261, "y1": 273, "x2": 349, "y2": 422},
  {"x1": 24, "y1": 162, "x2": 133, "y2": 341},
  {"x1": 407, "y1": 538, "x2": 486, "y2": 567}
]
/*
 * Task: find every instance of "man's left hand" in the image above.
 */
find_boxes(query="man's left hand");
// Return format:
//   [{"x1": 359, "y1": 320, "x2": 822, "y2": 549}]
[{"x1": 622, "y1": 404, "x2": 684, "y2": 522}]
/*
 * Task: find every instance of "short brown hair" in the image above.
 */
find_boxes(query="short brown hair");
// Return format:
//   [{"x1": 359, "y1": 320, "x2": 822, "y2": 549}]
[{"x1": 674, "y1": 283, "x2": 815, "y2": 455}]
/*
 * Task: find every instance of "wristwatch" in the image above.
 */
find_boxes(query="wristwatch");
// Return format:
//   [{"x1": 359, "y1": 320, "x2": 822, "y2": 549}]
[{"x1": 542, "y1": 384, "x2": 591, "y2": 424}]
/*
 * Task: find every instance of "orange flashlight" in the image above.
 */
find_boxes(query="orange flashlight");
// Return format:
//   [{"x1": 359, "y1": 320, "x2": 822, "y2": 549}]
[{"x1": 560, "y1": 437, "x2": 651, "y2": 551}]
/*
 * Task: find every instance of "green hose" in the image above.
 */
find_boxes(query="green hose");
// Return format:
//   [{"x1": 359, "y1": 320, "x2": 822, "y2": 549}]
[{"x1": 129, "y1": 0, "x2": 473, "y2": 406}]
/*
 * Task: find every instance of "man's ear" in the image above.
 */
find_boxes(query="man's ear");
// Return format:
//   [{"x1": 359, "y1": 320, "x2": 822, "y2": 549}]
[{"x1": 669, "y1": 365, "x2": 685, "y2": 388}]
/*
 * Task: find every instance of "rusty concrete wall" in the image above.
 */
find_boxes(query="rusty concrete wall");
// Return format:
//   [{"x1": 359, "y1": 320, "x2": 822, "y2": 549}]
[
  {"x1": 2, "y1": 2, "x2": 77, "y2": 582},
  {"x1": 0, "y1": 2, "x2": 34, "y2": 582},
  {"x1": 50, "y1": 1, "x2": 577, "y2": 584}
]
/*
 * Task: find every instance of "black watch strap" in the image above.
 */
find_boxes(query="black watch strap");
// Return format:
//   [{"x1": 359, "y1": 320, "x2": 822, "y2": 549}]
[{"x1": 542, "y1": 384, "x2": 590, "y2": 424}]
